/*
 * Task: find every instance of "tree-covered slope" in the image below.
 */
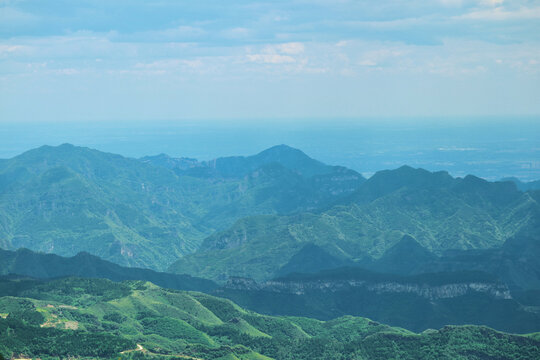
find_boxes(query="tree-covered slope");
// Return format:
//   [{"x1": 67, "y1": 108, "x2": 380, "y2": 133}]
[
  {"x1": 0, "y1": 144, "x2": 211, "y2": 269},
  {"x1": 3, "y1": 244, "x2": 539, "y2": 335},
  {"x1": 1, "y1": 277, "x2": 539, "y2": 360},
  {"x1": 501, "y1": 177, "x2": 540, "y2": 192},
  {"x1": 169, "y1": 166, "x2": 539, "y2": 281},
  {"x1": 0, "y1": 144, "x2": 364, "y2": 270},
  {"x1": 216, "y1": 267, "x2": 540, "y2": 333},
  {"x1": 372, "y1": 225, "x2": 540, "y2": 292},
  {"x1": 142, "y1": 144, "x2": 349, "y2": 179},
  {"x1": 0, "y1": 248, "x2": 217, "y2": 292}
]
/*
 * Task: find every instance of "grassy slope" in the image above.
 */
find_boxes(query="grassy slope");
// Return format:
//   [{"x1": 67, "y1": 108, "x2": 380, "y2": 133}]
[{"x1": 1, "y1": 277, "x2": 539, "y2": 360}]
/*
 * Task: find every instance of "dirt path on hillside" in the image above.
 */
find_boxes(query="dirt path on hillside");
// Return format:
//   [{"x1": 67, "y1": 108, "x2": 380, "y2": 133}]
[{"x1": 121, "y1": 343, "x2": 204, "y2": 360}]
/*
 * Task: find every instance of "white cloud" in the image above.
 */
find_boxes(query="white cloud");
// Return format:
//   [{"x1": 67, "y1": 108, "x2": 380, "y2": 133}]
[
  {"x1": 246, "y1": 54, "x2": 295, "y2": 64},
  {"x1": 358, "y1": 59, "x2": 377, "y2": 66},
  {"x1": 478, "y1": 0, "x2": 504, "y2": 6},
  {"x1": 245, "y1": 42, "x2": 305, "y2": 65},
  {"x1": 221, "y1": 27, "x2": 251, "y2": 39},
  {"x1": 0, "y1": 44, "x2": 26, "y2": 56},
  {"x1": 52, "y1": 68, "x2": 79, "y2": 75},
  {"x1": 458, "y1": 6, "x2": 540, "y2": 21},
  {"x1": 0, "y1": 7, "x2": 38, "y2": 26},
  {"x1": 357, "y1": 48, "x2": 404, "y2": 68},
  {"x1": 276, "y1": 42, "x2": 304, "y2": 55},
  {"x1": 132, "y1": 58, "x2": 210, "y2": 75},
  {"x1": 439, "y1": 0, "x2": 464, "y2": 7}
]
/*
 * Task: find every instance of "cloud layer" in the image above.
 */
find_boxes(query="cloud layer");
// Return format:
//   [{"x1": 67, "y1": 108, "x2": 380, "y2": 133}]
[{"x1": 1, "y1": 0, "x2": 539, "y2": 121}]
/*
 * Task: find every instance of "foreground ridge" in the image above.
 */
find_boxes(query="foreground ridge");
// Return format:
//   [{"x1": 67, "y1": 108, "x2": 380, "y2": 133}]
[{"x1": 1, "y1": 277, "x2": 539, "y2": 360}]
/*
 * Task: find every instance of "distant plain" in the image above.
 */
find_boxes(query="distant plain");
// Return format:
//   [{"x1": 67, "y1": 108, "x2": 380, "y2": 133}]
[{"x1": 2, "y1": 118, "x2": 539, "y2": 181}]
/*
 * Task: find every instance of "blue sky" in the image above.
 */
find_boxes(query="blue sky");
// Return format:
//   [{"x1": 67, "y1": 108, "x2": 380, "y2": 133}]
[{"x1": 1, "y1": 0, "x2": 539, "y2": 122}]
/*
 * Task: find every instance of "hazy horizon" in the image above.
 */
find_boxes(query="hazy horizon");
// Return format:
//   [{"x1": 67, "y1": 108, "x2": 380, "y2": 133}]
[
  {"x1": 1, "y1": 1, "x2": 539, "y2": 179},
  {"x1": 2, "y1": 118, "x2": 539, "y2": 182}
]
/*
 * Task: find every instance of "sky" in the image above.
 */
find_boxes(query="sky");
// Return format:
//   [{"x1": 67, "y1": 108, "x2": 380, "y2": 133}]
[{"x1": 1, "y1": 0, "x2": 540, "y2": 122}]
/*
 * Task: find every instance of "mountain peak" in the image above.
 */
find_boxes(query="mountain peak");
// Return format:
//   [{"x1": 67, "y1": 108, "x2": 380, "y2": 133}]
[
  {"x1": 501, "y1": 177, "x2": 540, "y2": 192},
  {"x1": 254, "y1": 145, "x2": 313, "y2": 164},
  {"x1": 275, "y1": 243, "x2": 352, "y2": 277},
  {"x1": 251, "y1": 145, "x2": 332, "y2": 178},
  {"x1": 388, "y1": 235, "x2": 429, "y2": 253},
  {"x1": 257, "y1": 144, "x2": 305, "y2": 156},
  {"x1": 39, "y1": 143, "x2": 80, "y2": 152},
  {"x1": 371, "y1": 235, "x2": 436, "y2": 274},
  {"x1": 207, "y1": 144, "x2": 340, "y2": 178},
  {"x1": 18, "y1": 143, "x2": 96, "y2": 161},
  {"x1": 350, "y1": 166, "x2": 455, "y2": 203}
]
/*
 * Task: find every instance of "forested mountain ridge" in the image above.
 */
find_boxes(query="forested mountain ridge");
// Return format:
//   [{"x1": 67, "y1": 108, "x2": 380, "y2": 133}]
[
  {"x1": 0, "y1": 247, "x2": 217, "y2": 292},
  {"x1": 3, "y1": 244, "x2": 539, "y2": 334},
  {"x1": 169, "y1": 167, "x2": 540, "y2": 281},
  {"x1": 1, "y1": 276, "x2": 539, "y2": 360},
  {"x1": 365, "y1": 228, "x2": 540, "y2": 291},
  {"x1": 0, "y1": 144, "x2": 364, "y2": 270},
  {"x1": 216, "y1": 266, "x2": 540, "y2": 333},
  {"x1": 502, "y1": 177, "x2": 540, "y2": 192},
  {"x1": 143, "y1": 144, "x2": 355, "y2": 179}
]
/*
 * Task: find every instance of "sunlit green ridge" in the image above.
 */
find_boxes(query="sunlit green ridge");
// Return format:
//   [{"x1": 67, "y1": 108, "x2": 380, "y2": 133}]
[{"x1": 1, "y1": 277, "x2": 539, "y2": 360}]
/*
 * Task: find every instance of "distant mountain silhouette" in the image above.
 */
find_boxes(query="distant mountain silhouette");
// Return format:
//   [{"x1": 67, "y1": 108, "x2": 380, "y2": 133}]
[
  {"x1": 0, "y1": 248, "x2": 217, "y2": 292},
  {"x1": 501, "y1": 177, "x2": 540, "y2": 191}
]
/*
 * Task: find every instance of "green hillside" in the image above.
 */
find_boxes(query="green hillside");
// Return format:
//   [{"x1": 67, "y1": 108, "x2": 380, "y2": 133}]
[
  {"x1": 1, "y1": 277, "x2": 539, "y2": 360},
  {"x1": 170, "y1": 166, "x2": 539, "y2": 281},
  {"x1": 3, "y1": 245, "x2": 539, "y2": 334},
  {"x1": 0, "y1": 144, "x2": 364, "y2": 270}
]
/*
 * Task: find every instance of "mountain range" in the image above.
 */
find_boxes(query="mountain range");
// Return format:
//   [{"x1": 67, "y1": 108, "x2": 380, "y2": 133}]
[
  {"x1": 0, "y1": 247, "x2": 217, "y2": 293},
  {"x1": 2, "y1": 143, "x2": 540, "y2": 358},
  {"x1": 170, "y1": 166, "x2": 540, "y2": 282},
  {"x1": 2, "y1": 241, "x2": 539, "y2": 334},
  {"x1": 0, "y1": 144, "x2": 364, "y2": 270}
]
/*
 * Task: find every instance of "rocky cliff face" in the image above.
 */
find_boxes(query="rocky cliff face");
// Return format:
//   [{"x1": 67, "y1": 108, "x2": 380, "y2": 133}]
[{"x1": 223, "y1": 276, "x2": 511, "y2": 300}]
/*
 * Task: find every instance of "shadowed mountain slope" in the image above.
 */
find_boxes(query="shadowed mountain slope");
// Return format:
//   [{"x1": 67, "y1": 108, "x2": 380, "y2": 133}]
[
  {"x1": 275, "y1": 243, "x2": 354, "y2": 278},
  {"x1": 501, "y1": 177, "x2": 540, "y2": 192},
  {"x1": 216, "y1": 266, "x2": 540, "y2": 333},
  {"x1": 0, "y1": 248, "x2": 217, "y2": 292},
  {"x1": 170, "y1": 167, "x2": 539, "y2": 281}
]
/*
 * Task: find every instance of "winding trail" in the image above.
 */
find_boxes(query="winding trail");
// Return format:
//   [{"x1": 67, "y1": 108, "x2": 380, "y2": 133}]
[{"x1": 121, "y1": 343, "x2": 204, "y2": 359}]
